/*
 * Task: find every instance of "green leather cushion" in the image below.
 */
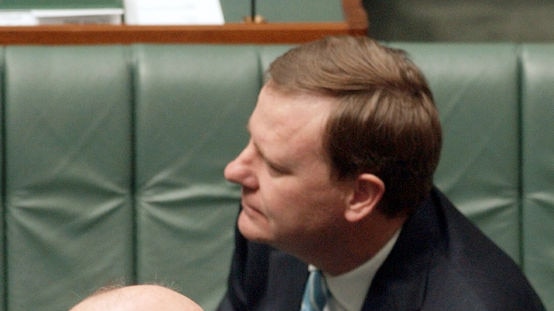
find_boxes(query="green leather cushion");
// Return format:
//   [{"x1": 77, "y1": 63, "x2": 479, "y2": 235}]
[
  {"x1": 521, "y1": 44, "x2": 554, "y2": 309},
  {"x1": 5, "y1": 46, "x2": 133, "y2": 311},
  {"x1": 133, "y1": 45, "x2": 257, "y2": 311}
]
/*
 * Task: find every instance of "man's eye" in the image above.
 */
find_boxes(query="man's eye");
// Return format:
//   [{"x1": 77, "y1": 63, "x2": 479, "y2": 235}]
[{"x1": 266, "y1": 162, "x2": 287, "y2": 176}]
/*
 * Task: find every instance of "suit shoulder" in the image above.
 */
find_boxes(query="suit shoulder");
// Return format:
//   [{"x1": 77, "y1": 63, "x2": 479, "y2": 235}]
[{"x1": 425, "y1": 190, "x2": 545, "y2": 310}]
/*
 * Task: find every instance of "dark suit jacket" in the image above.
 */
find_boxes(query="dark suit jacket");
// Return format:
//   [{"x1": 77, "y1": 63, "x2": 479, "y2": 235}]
[{"x1": 217, "y1": 188, "x2": 545, "y2": 311}]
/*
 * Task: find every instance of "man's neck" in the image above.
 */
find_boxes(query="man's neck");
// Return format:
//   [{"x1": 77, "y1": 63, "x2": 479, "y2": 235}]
[{"x1": 311, "y1": 213, "x2": 407, "y2": 276}]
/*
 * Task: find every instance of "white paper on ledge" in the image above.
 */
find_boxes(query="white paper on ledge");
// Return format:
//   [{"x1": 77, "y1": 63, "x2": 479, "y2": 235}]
[
  {"x1": 0, "y1": 9, "x2": 123, "y2": 26},
  {"x1": 32, "y1": 8, "x2": 123, "y2": 25},
  {"x1": 0, "y1": 11, "x2": 38, "y2": 26},
  {"x1": 124, "y1": 0, "x2": 224, "y2": 25}
]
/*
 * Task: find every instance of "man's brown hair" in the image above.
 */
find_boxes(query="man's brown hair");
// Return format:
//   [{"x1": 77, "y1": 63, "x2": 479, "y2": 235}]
[{"x1": 267, "y1": 36, "x2": 442, "y2": 217}]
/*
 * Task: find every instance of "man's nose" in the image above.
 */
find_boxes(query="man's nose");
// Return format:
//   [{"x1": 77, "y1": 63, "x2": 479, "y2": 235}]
[{"x1": 224, "y1": 145, "x2": 258, "y2": 190}]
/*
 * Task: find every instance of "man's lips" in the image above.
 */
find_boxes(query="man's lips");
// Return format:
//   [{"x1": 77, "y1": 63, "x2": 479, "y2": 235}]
[{"x1": 241, "y1": 201, "x2": 263, "y2": 217}]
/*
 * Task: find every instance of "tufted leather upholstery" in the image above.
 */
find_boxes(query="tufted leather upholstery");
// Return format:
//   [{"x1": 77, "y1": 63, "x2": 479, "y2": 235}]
[{"x1": 0, "y1": 43, "x2": 551, "y2": 311}]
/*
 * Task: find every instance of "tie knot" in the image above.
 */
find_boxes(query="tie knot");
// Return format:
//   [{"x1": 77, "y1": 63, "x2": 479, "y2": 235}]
[{"x1": 301, "y1": 269, "x2": 328, "y2": 311}]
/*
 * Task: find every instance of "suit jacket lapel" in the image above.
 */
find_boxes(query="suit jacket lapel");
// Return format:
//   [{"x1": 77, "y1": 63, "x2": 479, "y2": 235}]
[{"x1": 258, "y1": 249, "x2": 307, "y2": 310}]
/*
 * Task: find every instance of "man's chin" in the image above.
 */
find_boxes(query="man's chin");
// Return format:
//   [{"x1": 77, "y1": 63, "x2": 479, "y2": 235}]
[{"x1": 237, "y1": 212, "x2": 272, "y2": 244}]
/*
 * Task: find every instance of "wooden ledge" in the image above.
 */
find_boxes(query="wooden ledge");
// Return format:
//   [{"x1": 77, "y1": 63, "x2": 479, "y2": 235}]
[{"x1": 0, "y1": 22, "x2": 365, "y2": 45}]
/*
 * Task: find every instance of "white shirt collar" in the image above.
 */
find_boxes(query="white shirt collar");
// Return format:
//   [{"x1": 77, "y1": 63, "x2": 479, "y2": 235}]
[{"x1": 321, "y1": 228, "x2": 401, "y2": 311}]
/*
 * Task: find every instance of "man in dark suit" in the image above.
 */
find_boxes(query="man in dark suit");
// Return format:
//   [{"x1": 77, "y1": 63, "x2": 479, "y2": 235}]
[{"x1": 217, "y1": 36, "x2": 545, "y2": 311}]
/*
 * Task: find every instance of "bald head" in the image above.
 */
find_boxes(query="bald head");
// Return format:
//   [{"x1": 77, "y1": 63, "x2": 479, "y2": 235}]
[{"x1": 70, "y1": 285, "x2": 203, "y2": 311}]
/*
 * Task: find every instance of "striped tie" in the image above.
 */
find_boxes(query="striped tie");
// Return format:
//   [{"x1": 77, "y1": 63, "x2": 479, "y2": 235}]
[{"x1": 300, "y1": 269, "x2": 328, "y2": 311}]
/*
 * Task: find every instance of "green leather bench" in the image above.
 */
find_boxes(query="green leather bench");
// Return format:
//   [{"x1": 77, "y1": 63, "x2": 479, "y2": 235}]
[
  {"x1": 521, "y1": 44, "x2": 554, "y2": 311},
  {"x1": 0, "y1": 43, "x2": 552, "y2": 311}
]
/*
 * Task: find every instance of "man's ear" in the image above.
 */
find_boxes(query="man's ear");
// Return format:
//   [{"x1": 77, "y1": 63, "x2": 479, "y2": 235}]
[{"x1": 344, "y1": 174, "x2": 385, "y2": 222}]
